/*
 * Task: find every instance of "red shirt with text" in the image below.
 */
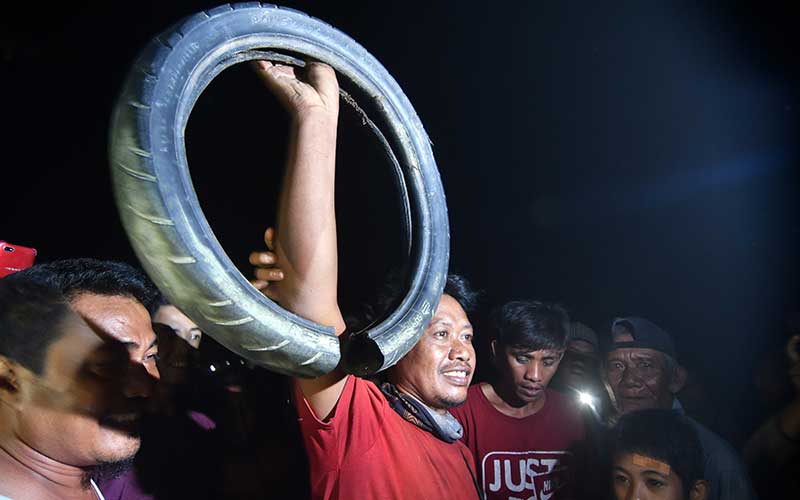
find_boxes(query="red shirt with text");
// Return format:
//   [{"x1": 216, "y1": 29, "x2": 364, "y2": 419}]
[{"x1": 450, "y1": 383, "x2": 585, "y2": 500}]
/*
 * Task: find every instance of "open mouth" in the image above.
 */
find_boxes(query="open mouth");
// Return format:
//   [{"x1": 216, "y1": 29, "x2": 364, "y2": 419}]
[
  {"x1": 441, "y1": 368, "x2": 471, "y2": 385},
  {"x1": 100, "y1": 412, "x2": 142, "y2": 434}
]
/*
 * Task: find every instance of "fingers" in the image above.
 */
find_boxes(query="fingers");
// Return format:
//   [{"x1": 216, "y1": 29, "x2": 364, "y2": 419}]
[
  {"x1": 306, "y1": 62, "x2": 339, "y2": 105},
  {"x1": 264, "y1": 227, "x2": 275, "y2": 251},
  {"x1": 254, "y1": 267, "x2": 284, "y2": 282},
  {"x1": 249, "y1": 250, "x2": 276, "y2": 267},
  {"x1": 249, "y1": 279, "x2": 280, "y2": 302}
]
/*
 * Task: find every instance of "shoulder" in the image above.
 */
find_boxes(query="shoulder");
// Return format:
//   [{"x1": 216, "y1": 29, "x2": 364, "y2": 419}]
[{"x1": 686, "y1": 417, "x2": 748, "y2": 471}]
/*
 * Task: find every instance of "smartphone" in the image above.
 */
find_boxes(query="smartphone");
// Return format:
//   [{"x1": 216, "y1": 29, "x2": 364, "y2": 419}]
[{"x1": 0, "y1": 241, "x2": 37, "y2": 278}]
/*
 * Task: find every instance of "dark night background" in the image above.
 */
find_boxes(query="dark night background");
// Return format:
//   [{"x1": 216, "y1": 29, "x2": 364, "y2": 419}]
[{"x1": 2, "y1": 0, "x2": 798, "y2": 447}]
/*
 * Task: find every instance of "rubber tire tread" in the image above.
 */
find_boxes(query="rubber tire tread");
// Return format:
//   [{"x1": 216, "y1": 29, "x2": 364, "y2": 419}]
[{"x1": 110, "y1": 3, "x2": 449, "y2": 377}]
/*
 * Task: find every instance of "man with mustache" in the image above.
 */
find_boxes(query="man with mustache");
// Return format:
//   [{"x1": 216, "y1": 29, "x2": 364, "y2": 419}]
[
  {"x1": 450, "y1": 300, "x2": 586, "y2": 500},
  {"x1": 605, "y1": 317, "x2": 756, "y2": 500},
  {"x1": 249, "y1": 60, "x2": 481, "y2": 499},
  {"x1": 0, "y1": 259, "x2": 160, "y2": 500}
]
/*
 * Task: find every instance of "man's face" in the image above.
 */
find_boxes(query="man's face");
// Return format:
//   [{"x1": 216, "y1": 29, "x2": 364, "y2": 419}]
[
  {"x1": 154, "y1": 305, "x2": 202, "y2": 349},
  {"x1": 495, "y1": 344, "x2": 564, "y2": 405},
  {"x1": 392, "y1": 294, "x2": 475, "y2": 411},
  {"x1": 605, "y1": 348, "x2": 675, "y2": 415},
  {"x1": 13, "y1": 294, "x2": 159, "y2": 467},
  {"x1": 153, "y1": 305, "x2": 201, "y2": 385},
  {"x1": 612, "y1": 453, "x2": 686, "y2": 500},
  {"x1": 553, "y1": 339, "x2": 599, "y2": 392}
]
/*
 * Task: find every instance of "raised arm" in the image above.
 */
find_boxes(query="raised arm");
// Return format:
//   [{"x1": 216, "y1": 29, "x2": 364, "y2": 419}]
[{"x1": 251, "y1": 61, "x2": 347, "y2": 419}]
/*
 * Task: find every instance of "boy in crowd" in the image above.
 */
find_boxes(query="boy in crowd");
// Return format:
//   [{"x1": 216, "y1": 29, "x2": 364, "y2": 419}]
[
  {"x1": 610, "y1": 409, "x2": 709, "y2": 500},
  {"x1": 450, "y1": 300, "x2": 585, "y2": 500}
]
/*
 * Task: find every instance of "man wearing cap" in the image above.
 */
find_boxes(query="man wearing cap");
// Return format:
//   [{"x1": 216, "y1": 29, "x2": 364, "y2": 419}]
[{"x1": 605, "y1": 317, "x2": 757, "y2": 500}]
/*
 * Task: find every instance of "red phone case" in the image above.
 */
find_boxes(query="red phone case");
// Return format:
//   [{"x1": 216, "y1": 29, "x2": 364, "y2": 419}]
[{"x1": 0, "y1": 241, "x2": 38, "y2": 277}]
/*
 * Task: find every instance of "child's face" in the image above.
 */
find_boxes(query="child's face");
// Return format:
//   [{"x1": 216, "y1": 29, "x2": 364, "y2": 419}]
[{"x1": 612, "y1": 453, "x2": 685, "y2": 500}]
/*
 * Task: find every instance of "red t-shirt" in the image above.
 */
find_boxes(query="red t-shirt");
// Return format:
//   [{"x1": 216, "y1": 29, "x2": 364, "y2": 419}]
[
  {"x1": 295, "y1": 375, "x2": 481, "y2": 500},
  {"x1": 449, "y1": 383, "x2": 586, "y2": 500}
]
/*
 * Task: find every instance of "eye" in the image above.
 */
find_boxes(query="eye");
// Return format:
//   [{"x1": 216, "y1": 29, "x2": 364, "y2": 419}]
[
  {"x1": 609, "y1": 361, "x2": 624, "y2": 371},
  {"x1": 638, "y1": 361, "x2": 653, "y2": 369},
  {"x1": 433, "y1": 330, "x2": 448, "y2": 338},
  {"x1": 462, "y1": 332, "x2": 473, "y2": 342},
  {"x1": 515, "y1": 356, "x2": 529, "y2": 364},
  {"x1": 543, "y1": 359, "x2": 555, "y2": 367},
  {"x1": 146, "y1": 352, "x2": 161, "y2": 362},
  {"x1": 613, "y1": 474, "x2": 629, "y2": 485},
  {"x1": 646, "y1": 478, "x2": 665, "y2": 488}
]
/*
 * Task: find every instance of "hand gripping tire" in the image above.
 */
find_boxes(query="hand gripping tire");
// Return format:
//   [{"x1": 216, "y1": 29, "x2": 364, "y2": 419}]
[{"x1": 110, "y1": 3, "x2": 449, "y2": 378}]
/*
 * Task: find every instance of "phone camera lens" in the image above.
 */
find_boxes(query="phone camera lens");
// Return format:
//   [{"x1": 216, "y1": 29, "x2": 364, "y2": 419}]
[{"x1": 3, "y1": 247, "x2": 14, "y2": 252}]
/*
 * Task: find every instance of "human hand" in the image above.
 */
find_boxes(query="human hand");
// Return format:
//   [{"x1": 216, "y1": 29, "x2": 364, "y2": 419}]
[
  {"x1": 252, "y1": 60, "x2": 339, "y2": 120},
  {"x1": 249, "y1": 227, "x2": 284, "y2": 302}
]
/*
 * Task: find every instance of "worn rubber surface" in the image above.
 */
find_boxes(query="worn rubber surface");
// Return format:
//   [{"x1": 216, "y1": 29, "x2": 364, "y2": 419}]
[{"x1": 110, "y1": 3, "x2": 449, "y2": 377}]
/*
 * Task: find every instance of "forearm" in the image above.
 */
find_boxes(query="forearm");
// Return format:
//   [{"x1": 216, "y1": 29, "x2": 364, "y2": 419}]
[{"x1": 274, "y1": 110, "x2": 345, "y2": 333}]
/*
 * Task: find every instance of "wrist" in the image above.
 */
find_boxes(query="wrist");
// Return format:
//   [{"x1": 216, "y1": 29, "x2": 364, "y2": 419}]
[{"x1": 292, "y1": 106, "x2": 339, "y2": 127}]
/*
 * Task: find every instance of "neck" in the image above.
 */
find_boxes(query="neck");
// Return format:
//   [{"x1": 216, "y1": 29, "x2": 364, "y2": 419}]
[
  {"x1": 0, "y1": 434, "x2": 91, "y2": 497},
  {"x1": 393, "y1": 381, "x2": 448, "y2": 416},
  {"x1": 485, "y1": 382, "x2": 547, "y2": 418}
]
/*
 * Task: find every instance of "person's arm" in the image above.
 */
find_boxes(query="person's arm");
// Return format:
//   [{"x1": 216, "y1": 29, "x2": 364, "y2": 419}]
[{"x1": 251, "y1": 61, "x2": 347, "y2": 420}]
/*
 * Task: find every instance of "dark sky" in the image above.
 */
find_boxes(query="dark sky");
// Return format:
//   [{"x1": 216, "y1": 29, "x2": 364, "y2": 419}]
[{"x1": 2, "y1": 1, "x2": 798, "y2": 439}]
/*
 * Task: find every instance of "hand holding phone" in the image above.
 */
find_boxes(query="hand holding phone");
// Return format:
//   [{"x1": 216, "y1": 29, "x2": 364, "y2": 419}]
[{"x1": 0, "y1": 241, "x2": 37, "y2": 277}]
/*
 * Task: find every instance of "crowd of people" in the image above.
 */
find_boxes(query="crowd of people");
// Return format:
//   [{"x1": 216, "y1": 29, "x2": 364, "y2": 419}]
[{"x1": 1, "y1": 61, "x2": 798, "y2": 500}]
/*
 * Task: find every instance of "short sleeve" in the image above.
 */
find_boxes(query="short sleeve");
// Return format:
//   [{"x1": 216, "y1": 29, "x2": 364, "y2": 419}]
[{"x1": 294, "y1": 375, "x2": 387, "y2": 472}]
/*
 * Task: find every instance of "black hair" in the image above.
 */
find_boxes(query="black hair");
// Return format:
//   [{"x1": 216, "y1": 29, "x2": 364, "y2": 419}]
[
  {"x1": 0, "y1": 272, "x2": 73, "y2": 374},
  {"x1": 610, "y1": 409, "x2": 705, "y2": 497},
  {"x1": 490, "y1": 300, "x2": 569, "y2": 351},
  {"x1": 366, "y1": 272, "x2": 479, "y2": 328},
  {"x1": 442, "y1": 274, "x2": 479, "y2": 315},
  {"x1": 14, "y1": 258, "x2": 160, "y2": 314}
]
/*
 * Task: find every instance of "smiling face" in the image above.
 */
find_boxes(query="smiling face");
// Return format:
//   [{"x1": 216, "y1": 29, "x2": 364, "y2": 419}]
[
  {"x1": 612, "y1": 453, "x2": 686, "y2": 500},
  {"x1": 606, "y1": 348, "x2": 679, "y2": 415},
  {"x1": 391, "y1": 294, "x2": 475, "y2": 412},
  {"x1": 494, "y1": 343, "x2": 564, "y2": 406},
  {"x1": 9, "y1": 294, "x2": 160, "y2": 467}
]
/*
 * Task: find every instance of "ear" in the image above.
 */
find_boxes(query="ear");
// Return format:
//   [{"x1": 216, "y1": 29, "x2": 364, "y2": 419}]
[
  {"x1": 0, "y1": 356, "x2": 23, "y2": 405},
  {"x1": 689, "y1": 479, "x2": 709, "y2": 500},
  {"x1": 669, "y1": 365, "x2": 688, "y2": 394}
]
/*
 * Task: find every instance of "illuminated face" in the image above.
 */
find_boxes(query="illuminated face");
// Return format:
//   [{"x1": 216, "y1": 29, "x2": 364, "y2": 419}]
[
  {"x1": 606, "y1": 348, "x2": 675, "y2": 415},
  {"x1": 612, "y1": 453, "x2": 685, "y2": 500},
  {"x1": 9, "y1": 294, "x2": 159, "y2": 467},
  {"x1": 392, "y1": 294, "x2": 475, "y2": 411},
  {"x1": 494, "y1": 344, "x2": 564, "y2": 405}
]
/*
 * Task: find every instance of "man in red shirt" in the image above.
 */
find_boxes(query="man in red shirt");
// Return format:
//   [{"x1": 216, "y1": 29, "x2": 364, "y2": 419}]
[
  {"x1": 450, "y1": 301, "x2": 586, "y2": 500},
  {"x1": 249, "y1": 60, "x2": 481, "y2": 499}
]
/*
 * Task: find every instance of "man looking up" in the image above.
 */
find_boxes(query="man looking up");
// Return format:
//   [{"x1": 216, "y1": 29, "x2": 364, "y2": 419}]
[
  {"x1": 249, "y1": 59, "x2": 481, "y2": 499},
  {"x1": 0, "y1": 260, "x2": 160, "y2": 499},
  {"x1": 450, "y1": 300, "x2": 586, "y2": 500},
  {"x1": 605, "y1": 317, "x2": 755, "y2": 500}
]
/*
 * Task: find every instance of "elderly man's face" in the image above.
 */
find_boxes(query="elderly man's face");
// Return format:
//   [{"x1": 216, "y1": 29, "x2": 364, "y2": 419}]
[
  {"x1": 10, "y1": 294, "x2": 159, "y2": 467},
  {"x1": 605, "y1": 348, "x2": 677, "y2": 415},
  {"x1": 392, "y1": 294, "x2": 475, "y2": 411}
]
